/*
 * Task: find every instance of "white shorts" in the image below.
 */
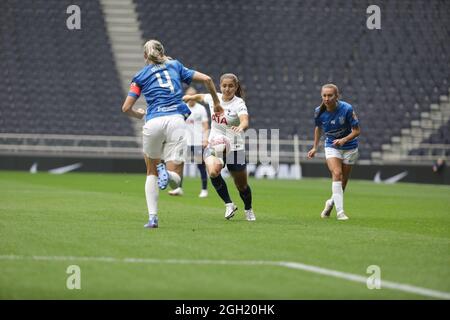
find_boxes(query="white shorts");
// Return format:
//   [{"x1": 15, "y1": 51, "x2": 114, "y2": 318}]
[
  {"x1": 325, "y1": 147, "x2": 359, "y2": 165},
  {"x1": 142, "y1": 114, "x2": 187, "y2": 163}
]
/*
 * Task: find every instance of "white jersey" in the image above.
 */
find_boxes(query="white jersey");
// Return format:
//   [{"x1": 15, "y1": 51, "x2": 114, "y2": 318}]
[
  {"x1": 203, "y1": 93, "x2": 248, "y2": 151},
  {"x1": 185, "y1": 103, "x2": 208, "y2": 146}
]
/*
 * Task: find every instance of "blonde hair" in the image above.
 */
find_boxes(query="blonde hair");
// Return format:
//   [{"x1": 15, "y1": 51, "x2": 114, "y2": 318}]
[
  {"x1": 144, "y1": 39, "x2": 167, "y2": 64},
  {"x1": 319, "y1": 83, "x2": 339, "y2": 115},
  {"x1": 321, "y1": 83, "x2": 340, "y2": 97},
  {"x1": 220, "y1": 73, "x2": 245, "y2": 99}
]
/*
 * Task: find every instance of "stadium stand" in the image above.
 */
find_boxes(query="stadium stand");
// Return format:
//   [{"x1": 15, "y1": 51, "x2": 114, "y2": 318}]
[
  {"x1": 133, "y1": 0, "x2": 450, "y2": 160},
  {"x1": 410, "y1": 118, "x2": 450, "y2": 157},
  {"x1": 0, "y1": 0, "x2": 135, "y2": 137},
  {"x1": 0, "y1": 0, "x2": 448, "y2": 161}
]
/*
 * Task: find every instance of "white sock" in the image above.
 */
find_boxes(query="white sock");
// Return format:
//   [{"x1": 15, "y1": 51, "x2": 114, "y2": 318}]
[
  {"x1": 332, "y1": 181, "x2": 344, "y2": 213},
  {"x1": 328, "y1": 197, "x2": 334, "y2": 205},
  {"x1": 145, "y1": 175, "x2": 159, "y2": 219},
  {"x1": 168, "y1": 171, "x2": 181, "y2": 189}
]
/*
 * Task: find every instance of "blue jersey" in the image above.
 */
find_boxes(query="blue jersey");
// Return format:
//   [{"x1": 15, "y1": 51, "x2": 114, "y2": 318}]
[
  {"x1": 128, "y1": 60, "x2": 195, "y2": 122},
  {"x1": 314, "y1": 100, "x2": 359, "y2": 150}
]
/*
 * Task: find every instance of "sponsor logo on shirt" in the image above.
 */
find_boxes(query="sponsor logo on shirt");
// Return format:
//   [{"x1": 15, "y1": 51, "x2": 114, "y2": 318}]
[
  {"x1": 156, "y1": 105, "x2": 178, "y2": 113},
  {"x1": 212, "y1": 113, "x2": 228, "y2": 125}
]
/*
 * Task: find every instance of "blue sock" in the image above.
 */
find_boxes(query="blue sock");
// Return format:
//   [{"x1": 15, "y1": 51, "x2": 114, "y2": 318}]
[
  {"x1": 210, "y1": 175, "x2": 231, "y2": 204},
  {"x1": 239, "y1": 185, "x2": 252, "y2": 210},
  {"x1": 197, "y1": 164, "x2": 207, "y2": 190}
]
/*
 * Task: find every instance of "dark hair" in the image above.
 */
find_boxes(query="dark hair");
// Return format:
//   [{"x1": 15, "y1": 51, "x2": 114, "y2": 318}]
[
  {"x1": 220, "y1": 73, "x2": 245, "y2": 100},
  {"x1": 318, "y1": 83, "x2": 339, "y2": 116}
]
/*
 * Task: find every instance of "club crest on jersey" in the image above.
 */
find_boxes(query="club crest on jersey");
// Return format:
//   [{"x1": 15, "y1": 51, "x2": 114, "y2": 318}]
[
  {"x1": 212, "y1": 113, "x2": 228, "y2": 125},
  {"x1": 339, "y1": 116, "x2": 345, "y2": 125}
]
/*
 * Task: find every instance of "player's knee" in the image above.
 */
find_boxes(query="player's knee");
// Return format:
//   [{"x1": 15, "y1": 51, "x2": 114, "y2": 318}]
[
  {"x1": 208, "y1": 169, "x2": 219, "y2": 178},
  {"x1": 236, "y1": 183, "x2": 248, "y2": 193},
  {"x1": 332, "y1": 170, "x2": 343, "y2": 181},
  {"x1": 210, "y1": 172, "x2": 218, "y2": 178}
]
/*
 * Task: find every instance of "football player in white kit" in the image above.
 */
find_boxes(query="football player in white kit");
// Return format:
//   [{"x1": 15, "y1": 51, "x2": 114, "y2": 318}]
[
  {"x1": 121, "y1": 40, "x2": 222, "y2": 228},
  {"x1": 183, "y1": 74, "x2": 256, "y2": 221},
  {"x1": 169, "y1": 86, "x2": 210, "y2": 198}
]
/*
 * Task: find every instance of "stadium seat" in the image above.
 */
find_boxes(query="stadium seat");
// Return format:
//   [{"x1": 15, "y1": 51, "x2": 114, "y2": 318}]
[{"x1": 0, "y1": 0, "x2": 135, "y2": 137}]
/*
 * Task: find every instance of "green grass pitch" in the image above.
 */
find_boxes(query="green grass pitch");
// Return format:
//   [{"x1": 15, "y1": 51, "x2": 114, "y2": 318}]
[{"x1": 0, "y1": 170, "x2": 449, "y2": 299}]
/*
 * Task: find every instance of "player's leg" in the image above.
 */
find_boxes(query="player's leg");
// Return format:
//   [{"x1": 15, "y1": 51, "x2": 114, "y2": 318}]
[
  {"x1": 323, "y1": 164, "x2": 352, "y2": 212},
  {"x1": 322, "y1": 151, "x2": 356, "y2": 217},
  {"x1": 338, "y1": 148, "x2": 358, "y2": 218},
  {"x1": 228, "y1": 150, "x2": 255, "y2": 221},
  {"x1": 326, "y1": 153, "x2": 348, "y2": 220},
  {"x1": 142, "y1": 119, "x2": 165, "y2": 228},
  {"x1": 166, "y1": 160, "x2": 184, "y2": 195},
  {"x1": 143, "y1": 155, "x2": 160, "y2": 228},
  {"x1": 229, "y1": 168, "x2": 255, "y2": 221},
  {"x1": 197, "y1": 162, "x2": 208, "y2": 197},
  {"x1": 204, "y1": 148, "x2": 236, "y2": 219},
  {"x1": 342, "y1": 164, "x2": 353, "y2": 191},
  {"x1": 342, "y1": 148, "x2": 358, "y2": 191},
  {"x1": 162, "y1": 116, "x2": 187, "y2": 192},
  {"x1": 320, "y1": 148, "x2": 337, "y2": 218},
  {"x1": 195, "y1": 146, "x2": 208, "y2": 198}
]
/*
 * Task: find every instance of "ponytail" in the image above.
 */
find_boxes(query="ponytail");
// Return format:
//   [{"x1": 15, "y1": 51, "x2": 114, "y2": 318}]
[{"x1": 318, "y1": 103, "x2": 326, "y2": 117}]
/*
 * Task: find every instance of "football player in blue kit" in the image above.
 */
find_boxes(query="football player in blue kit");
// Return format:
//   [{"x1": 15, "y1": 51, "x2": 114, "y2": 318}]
[
  {"x1": 307, "y1": 84, "x2": 360, "y2": 220},
  {"x1": 121, "y1": 39, "x2": 222, "y2": 228}
]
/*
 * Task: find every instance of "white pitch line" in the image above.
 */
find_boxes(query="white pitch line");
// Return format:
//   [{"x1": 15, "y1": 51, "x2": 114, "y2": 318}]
[
  {"x1": 1, "y1": 254, "x2": 449, "y2": 300},
  {"x1": 278, "y1": 261, "x2": 450, "y2": 300}
]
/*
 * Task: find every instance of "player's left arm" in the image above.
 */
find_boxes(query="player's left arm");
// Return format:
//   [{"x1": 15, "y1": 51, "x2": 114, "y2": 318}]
[
  {"x1": 333, "y1": 125, "x2": 360, "y2": 147},
  {"x1": 333, "y1": 107, "x2": 360, "y2": 146},
  {"x1": 231, "y1": 114, "x2": 249, "y2": 133}
]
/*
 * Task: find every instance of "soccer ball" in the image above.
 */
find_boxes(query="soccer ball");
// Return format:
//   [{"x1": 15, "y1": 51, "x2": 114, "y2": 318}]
[{"x1": 209, "y1": 136, "x2": 231, "y2": 157}]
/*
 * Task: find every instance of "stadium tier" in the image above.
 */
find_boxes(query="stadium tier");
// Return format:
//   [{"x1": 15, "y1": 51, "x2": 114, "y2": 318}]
[
  {"x1": 133, "y1": 0, "x2": 450, "y2": 160},
  {"x1": 410, "y1": 119, "x2": 450, "y2": 157},
  {"x1": 0, "y1": 0, "x2": 135, "y2": 136},
  {"x1": 0, "y1": 0, "x2": 448, "y2": 160}
]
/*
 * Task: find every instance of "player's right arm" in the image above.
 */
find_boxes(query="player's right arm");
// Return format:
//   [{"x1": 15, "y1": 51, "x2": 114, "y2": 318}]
[
  {"x1": 182, "y1": 94, "x2": 205, "y2": 104},
  {"x1": 307, "y1": 126, "x2": 322, "y2": 158},
  {"x1": 191, "y1": 72, "x2": 223, "y2": 114}
]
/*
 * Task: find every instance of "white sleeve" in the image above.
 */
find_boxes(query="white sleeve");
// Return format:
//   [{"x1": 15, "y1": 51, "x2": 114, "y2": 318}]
[
  {"x1": 236, "y1": 100, "x2": 248, "y2": 116},
  {"x1": 200, "y1": 105, "x2": 209, "y2": 122},
  {"x1": 203, "y1": 93, "x2": 213, "y2": 106}
]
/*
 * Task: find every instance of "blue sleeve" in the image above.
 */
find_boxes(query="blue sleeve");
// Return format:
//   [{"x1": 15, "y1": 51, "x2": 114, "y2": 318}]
[
  {"x1": 347, "y1": 106, "x2": 359, "y2": 127},
  {"x1": 177, "y1": 61, "x2": 195, "y2": 85}
]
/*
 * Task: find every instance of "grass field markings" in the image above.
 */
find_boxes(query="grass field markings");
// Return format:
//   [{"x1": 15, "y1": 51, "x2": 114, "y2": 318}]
[
  {"x1": 278, "y1": 262, "x2": 449, "y2": 300},
  {"x1": 1, "y1": 254, "x2": 449, "y2": 299}
]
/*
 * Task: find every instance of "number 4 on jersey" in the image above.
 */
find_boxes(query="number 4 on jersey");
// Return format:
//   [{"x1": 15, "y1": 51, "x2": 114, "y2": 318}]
[{"x1": 156, "y1": 71, "x2": 175, "y2": 93}]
